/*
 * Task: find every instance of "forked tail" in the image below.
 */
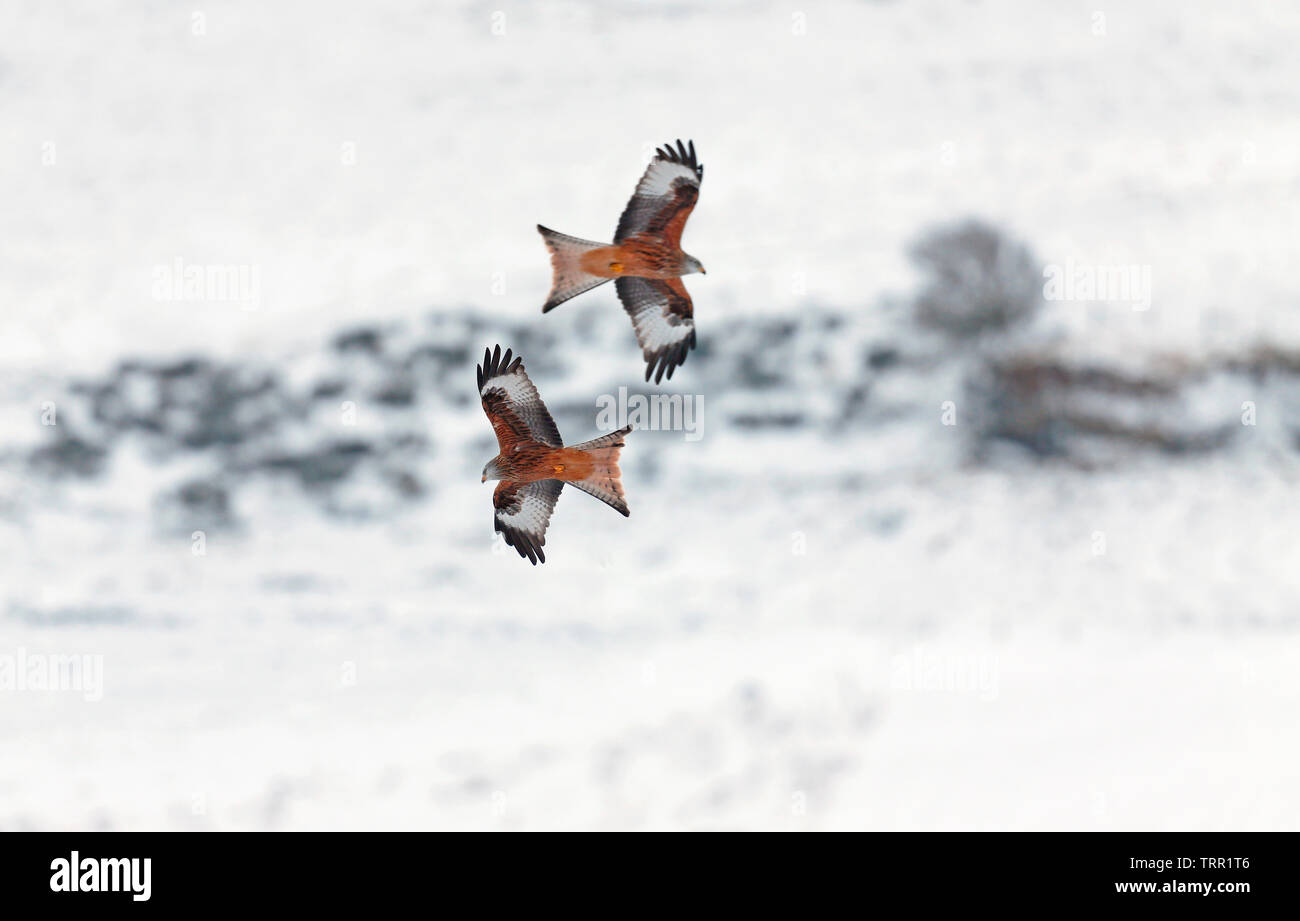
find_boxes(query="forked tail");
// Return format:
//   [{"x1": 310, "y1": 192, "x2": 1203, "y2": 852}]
[
  {"x1": 538, "y1": 224, "x2": 613, "y2": 312},
  {"x1": 567, "y1": 425, "x2": 632, "y2": 516}
]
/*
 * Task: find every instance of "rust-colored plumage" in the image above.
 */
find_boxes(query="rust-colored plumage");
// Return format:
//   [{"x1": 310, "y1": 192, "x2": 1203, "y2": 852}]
[
  {"x1": 478, "y1": 345, "x2": 631, "y2": 565},
  {"x1": 537, "y1": 139, "x2": 706, "y2": 383}
]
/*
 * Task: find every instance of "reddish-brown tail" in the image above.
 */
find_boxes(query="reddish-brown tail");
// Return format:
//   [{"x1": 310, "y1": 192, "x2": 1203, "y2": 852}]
[
  {"x1": 567, "y1": 425, "x2": 631, "y2": 516},
  {"x1": 538, "y1": 225, "x2": 612, "y2": 312}
]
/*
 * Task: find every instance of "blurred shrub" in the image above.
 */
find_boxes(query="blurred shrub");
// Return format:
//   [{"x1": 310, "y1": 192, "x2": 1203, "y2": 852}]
[
  {"x1": 908, "y1": 219, "x2": 1042, "y2": 338},
  {"x1": 964, "y1": 352, "x2": 1238, "y2": 464},
  {"x1": 27, "y1": 432, "x2": 108, "y2": 478}
]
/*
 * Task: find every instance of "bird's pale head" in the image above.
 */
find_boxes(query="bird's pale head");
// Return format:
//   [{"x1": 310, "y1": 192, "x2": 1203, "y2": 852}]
[
  {"x1": 683, "y1": 254, "x2": 706, "y2": 275},
  {"x1": 482, "y1": 458, "x2": 503, "y2": 483}
]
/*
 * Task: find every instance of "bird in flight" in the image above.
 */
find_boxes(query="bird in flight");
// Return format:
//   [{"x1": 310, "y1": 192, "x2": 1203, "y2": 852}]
[
  {"x1": 478, "y1": 345, "x2": 632, "y2": 565},
  {"x1": 538, "y1": 139, "x2": 705, "y2": 384}
]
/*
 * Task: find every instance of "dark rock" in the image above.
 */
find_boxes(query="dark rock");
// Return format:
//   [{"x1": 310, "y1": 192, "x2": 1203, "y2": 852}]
[
  {"x1": 373, "y1": 377, "x2": 416, "y2": 407},
  {"x1": 175, "y1": 478, "x2": 231, "y2": 519},
  {"x1": 28, "y1": 433, "x2": 108, "y2": 478},
  {"x1": 867, "y1": 346, "x2": 900, "y2": 371},
  {"x1": 385, "y1": 470, "x2": 425, "y2": 498},
  {"x1": 333, "y1": 327, "x2": 384, "y2": 354},
  {"x1": 731, "y1": 412, "x2": 805, "y2": 429},
  {"x1": 258, "y1": 440, "x2": 372, "y2": 489},
  {"x1": 311, "y1": 379, "x2": 347, "y2": 400}
]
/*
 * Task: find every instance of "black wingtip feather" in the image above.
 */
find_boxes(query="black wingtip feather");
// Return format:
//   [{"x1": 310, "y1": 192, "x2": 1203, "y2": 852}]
[
  {"x1": 655, "y1": 138, "x2": 702, "y2": 179},
  {"x1": 498, "y1": 522, "x2": 546, "y2": 565},
  {"x1": 480, "y1": 344, "x2": 529, "y2": 389},
  {"x1": 642, "y1": 335, "x2": 696, "y2": 386}
]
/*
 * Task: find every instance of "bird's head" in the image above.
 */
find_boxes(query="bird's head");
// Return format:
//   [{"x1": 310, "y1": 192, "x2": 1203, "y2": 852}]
[
  {"x1": 683, "y1": 254, "x2": 706, "y2": 275},
  {"x1": 482, "y1": 458, "x2": 502, "y2": 483}
]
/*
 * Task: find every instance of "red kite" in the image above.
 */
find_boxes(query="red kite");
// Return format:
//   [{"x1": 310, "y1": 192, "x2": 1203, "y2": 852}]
[
  {"x1": 538, "y1": 139, "x2": 705, "y2": 384},
  {"x1": 478, "y1": 345, "x2": 631, "y2": 565}
]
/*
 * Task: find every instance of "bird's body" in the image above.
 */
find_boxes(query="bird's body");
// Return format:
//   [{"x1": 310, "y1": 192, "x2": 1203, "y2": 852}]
[
  {"x1": 487, "y1": 442, "x2": 603, "y2": 486},
  {"x1": 478, "y1": 345, "x2": 631, "y2": 564},
  {"x1": 538, "y1": 139, "x2": 706, "y2": 383},
  {"x1": 575, "y1": 235, "x2": 696, "y2": 280}
]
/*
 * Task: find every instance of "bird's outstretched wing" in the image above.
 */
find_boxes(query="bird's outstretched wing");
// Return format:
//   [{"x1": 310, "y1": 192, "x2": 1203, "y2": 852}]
[
  {"x1": 614, "y1": 139, "x2": 703, "y2": 246},
  {"x1": 494, "y1": 479, "x2": 564, "y2": 565},
  {"x1": 614, "y1": 276, "x2": 697, "y2": 384},
  {"x1": 478, "y1": 345, "x2": 563, "y2": 450}
]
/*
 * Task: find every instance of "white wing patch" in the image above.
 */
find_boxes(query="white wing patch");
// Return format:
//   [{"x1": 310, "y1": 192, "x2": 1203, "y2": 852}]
[
  {"x1": 481, "y1": 369, "x2": 539, "y2": 407},
  {"x1": 614, "y1": 277, "x2": 697, "y2": 384},
  {"x1": 614, "y1": 139, "x2": 703, "y2": 242},
  {"x1": 495, "y1": 480, "x2": 564, "y2": 565},
  {"x1": 632, "y1": 156, "x2": 700, "y2": 198}
]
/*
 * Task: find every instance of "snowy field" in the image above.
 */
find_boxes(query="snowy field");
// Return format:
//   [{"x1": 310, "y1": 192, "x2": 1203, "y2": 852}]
[{"x1": 2, "y1": 0, "x2": 1299, "y2": 830}]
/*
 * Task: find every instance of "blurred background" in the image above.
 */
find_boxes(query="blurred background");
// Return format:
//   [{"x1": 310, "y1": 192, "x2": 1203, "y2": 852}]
[{"x1": 2, "y1": 0, "x2": 1298, "y2": 830}]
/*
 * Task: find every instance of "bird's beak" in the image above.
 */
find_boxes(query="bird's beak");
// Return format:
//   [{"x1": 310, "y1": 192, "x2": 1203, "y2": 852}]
[
  {"x1": 699, "y1": 265, "x2": 707, "y2": 274},
  {"x1": 481, "y1": 474, "x2": 487, "y2": 483}
]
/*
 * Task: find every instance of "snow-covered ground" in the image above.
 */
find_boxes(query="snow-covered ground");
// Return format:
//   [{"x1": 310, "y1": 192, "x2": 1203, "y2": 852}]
[{"x1": 2, "y1": 0, "x2": 1299, "y2": 830}]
